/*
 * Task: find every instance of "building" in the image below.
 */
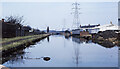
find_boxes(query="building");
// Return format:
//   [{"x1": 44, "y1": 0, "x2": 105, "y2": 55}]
[
  {"x1": 1, "y1": 18, "x2": 42, "y2": 38},
  {"x1": 23, "y1": 26, "x2": 32, "y2": 36},
  {"x1": 33, "y1": 29, "x2": 41, "y2": 35},
  {"x1": 80, "y1": 22, "x2": 119, "y2": 34},
  {"x1": 96, "y1": 22, "x2": 119, "y2": 31},
  {"x1": 80, "y1": 24, "x2": 100, "y2": 34},
  {"x1": 1, "y1": 19, "x2": 24, "y2": 38},
  {"x1": 72, "y1": 29, "x2": 82, "y2": 35}
]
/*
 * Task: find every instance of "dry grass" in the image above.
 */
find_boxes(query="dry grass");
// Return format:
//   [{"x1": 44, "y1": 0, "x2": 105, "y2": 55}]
[{"x1": 1, "y1": 34, "x2": 49, "y2": 51}]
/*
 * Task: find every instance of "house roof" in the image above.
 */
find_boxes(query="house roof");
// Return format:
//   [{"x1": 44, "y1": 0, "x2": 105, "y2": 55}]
[{"x1": 80, "y1": 24, "x2": 100, "y2": 28}]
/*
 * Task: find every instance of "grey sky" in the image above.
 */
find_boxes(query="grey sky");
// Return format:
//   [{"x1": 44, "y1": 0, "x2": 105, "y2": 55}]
[
  {"x1": 2, "y1": 2, "x2": 118, "y2": 30},
  {"x1": 119, "y1": 1, "x2": 120, "y2": 18},
  {"x1": 1, "y1": 0, "x2": 119, "y2": 2}
]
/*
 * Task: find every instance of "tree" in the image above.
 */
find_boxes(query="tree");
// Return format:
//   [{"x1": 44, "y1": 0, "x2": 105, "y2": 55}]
[
  {"x1": 5, "y1": 15, "x2": 24, "y2": 25},
  {"x1": 5, "y1": 15, "x2": 25, "y2": 36}
]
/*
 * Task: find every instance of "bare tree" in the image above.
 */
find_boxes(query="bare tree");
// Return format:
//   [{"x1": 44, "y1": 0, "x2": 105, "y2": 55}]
[
  {"x1": 5, "y1": 15, "x2": 25, "y2": 36},
  {"x1": 5, "y1": 15, "x2": 25, "y2": 25}
]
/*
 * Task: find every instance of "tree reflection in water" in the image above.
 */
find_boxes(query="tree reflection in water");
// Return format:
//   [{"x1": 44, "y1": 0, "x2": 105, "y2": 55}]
[
  {"x1": 3, "y1": 50, "x2": 26, "y2": 65},
  {"x1": 47, "y1": 36, "x2": 49, "y2": 42},
  {"x1": 4, "y1": 53, "x2": 51, "y2": 66}
]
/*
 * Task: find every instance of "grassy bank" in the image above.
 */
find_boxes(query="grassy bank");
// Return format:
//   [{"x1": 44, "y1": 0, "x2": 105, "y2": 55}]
[{"x1": 1, "y1": 34, "x2": 50, "y2": 51}]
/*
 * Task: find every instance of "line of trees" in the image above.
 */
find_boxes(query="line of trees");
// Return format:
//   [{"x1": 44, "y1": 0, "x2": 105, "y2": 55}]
[{"x1": 2, "y1": 15, "x2": 46, "y2": 38}]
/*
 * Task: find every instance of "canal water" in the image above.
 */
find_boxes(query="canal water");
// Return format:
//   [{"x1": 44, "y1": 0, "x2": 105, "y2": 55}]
[{"x1": 3, "y1": 35, "x2": 118, "y2": 67}]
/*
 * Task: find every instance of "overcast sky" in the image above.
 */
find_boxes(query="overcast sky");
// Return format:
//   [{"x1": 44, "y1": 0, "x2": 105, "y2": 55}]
[
  {"x1": 1, "y1": 0, "x2": 119, "y2": 2},
  {"x1": 1, "y1": 2, "x2": 118, "y2": 30}
]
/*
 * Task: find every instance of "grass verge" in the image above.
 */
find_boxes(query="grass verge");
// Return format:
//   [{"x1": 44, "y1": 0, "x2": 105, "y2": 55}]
[{"x1": 1, "y1": 34, "x2": 49, "y2": 51}]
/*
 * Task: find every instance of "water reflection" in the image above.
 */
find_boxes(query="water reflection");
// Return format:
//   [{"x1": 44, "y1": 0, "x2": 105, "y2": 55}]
[
  {"x1": 16, "y1": 56, "x2": 50, "y2": 61},
  {"x1": 3, "y1": 35, "x2": 118, "y2": 67},
  {"x1": 70, "y1": 36, "x2": 118, "y2": 48},
  {"x1": 3, "y1": 47, "x2": 51, "y2": 66},
  {"x1": 118, "y1": 35, "x2": 120, "y2": 59},
  {"x1": 72, "y1": 41, "x2": 81, "y2": 67},
  {"x1": 47, "y1": 36, "x2": 49, "y2": 42},
  {"x1": 71, "y1": 37, "x2": 89, "y2": 67},
  {"x1": 71, "y1": 37, "x2": 92, "y2": 44},
  {"x1": 3, "y1": 50, "x2": 26, "y2": 64},
  {"x1": 64, "y1": 36, "x2": 71, "y2": 39},
  {"x1": 70, "y1": 36, "x2": 118, "y2": 67},
  {"x1": 63, "y1": 36, "x2": 82, "y2": 66},
  {"x1": 2, "y1": 37, "x2": 49, "y2": 64}
]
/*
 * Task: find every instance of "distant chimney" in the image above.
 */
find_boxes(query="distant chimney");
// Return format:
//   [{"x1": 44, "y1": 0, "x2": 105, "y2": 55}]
[
  {"x1": 80, "y1": 25, "x2": 81, "y2": 27},
  {"x1": 47, "y1": 26, "x2": 49, "y2": 33},
  {"x1": 110, "y1": 21, "x2": 113, "y2": 25},
  {"x1": 98, "y1": 24, "x2": 100, "y2": 26},
  {"x1": 1, "y1": 19, "x2": 4, "y2": 23}
]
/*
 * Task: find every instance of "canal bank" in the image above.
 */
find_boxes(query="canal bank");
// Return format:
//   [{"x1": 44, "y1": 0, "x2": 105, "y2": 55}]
[
  {"x1": 92, "y1": 30, "x2": 120, "y2": 48},
  {"x1": 2, "y1": 34, "x2": 50, "y2": 57},
  {"x1": 71, "y1": 30, "x2": 120, "y2": 48}
]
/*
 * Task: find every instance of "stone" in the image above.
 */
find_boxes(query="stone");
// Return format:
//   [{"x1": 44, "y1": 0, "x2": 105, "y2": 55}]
[{"x1": 43, "y1": 57, "x2": 50, "y2": 61}]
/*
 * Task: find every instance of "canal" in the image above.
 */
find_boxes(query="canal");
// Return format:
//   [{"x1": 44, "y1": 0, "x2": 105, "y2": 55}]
[{"x1": 3, "y1": 35, "x2": 118, "y2": 67}]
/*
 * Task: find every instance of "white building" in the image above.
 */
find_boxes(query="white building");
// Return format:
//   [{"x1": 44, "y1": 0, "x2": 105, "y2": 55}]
[
  {"x1": 80, "y1": 24, "x2": 100, "y2": 34},
  {"x1": 96, "y1": 22, "x2": 119, "y2": 31},
  {"x1": 79, "y1": 22, "x2": 119, "y2": 34}
]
